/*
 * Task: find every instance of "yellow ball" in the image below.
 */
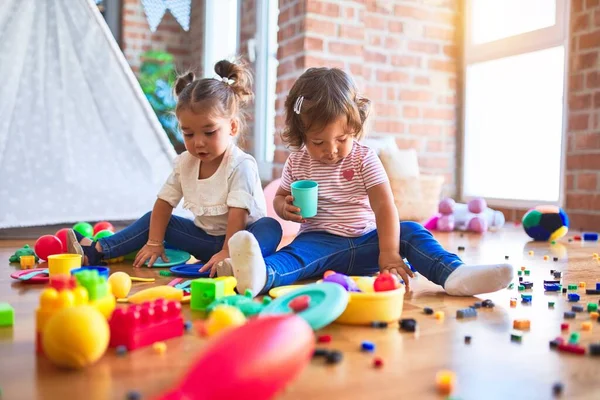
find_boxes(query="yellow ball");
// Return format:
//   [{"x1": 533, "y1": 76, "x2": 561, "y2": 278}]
[
  {"x1": 205, "y1": 305, "x2": 246, "y2": 337},
  {"x1": 108, "y1": 272, "x2": 132, "y2": 299},
  {"x1": 43, "y1": 305, "x2": 109, "y2": 369}
]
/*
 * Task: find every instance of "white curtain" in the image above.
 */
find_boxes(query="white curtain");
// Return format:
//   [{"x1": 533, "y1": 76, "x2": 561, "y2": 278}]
[{"x1": 0, "y1": 0, "x2": 177, "y2": 228}]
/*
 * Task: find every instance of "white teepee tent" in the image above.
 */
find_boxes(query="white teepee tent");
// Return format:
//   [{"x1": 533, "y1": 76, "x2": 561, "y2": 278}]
[{"x1": 0, "y1": 0, "x2": 178, "y2": 228}]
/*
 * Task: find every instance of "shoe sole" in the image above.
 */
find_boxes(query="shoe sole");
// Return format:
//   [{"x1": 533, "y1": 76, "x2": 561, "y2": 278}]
[
  {"x1": 65, "y1": 229, "x2": 85, "y2": 264},
  {"x1": 216, "y1": 258, "x2": 233, "y2": 277}
]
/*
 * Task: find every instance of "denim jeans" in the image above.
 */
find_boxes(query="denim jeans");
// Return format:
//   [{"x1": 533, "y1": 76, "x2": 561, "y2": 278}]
[
  {"x1": 98, "y1": 211, "x2": 282, "y2": 262},
  {"x1": 262, "y1": 221, "x2": 463, "y2": 293}
]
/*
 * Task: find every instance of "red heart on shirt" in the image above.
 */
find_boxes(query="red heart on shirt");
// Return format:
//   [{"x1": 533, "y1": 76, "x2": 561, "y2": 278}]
[{"x1": 342, "y1": 169, "x2": 355, "y2": 181}]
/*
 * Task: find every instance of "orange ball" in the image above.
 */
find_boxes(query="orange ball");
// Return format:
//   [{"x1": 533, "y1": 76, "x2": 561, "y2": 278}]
[{"x1": 323, "y1": 270, "x2": 336, "y2": 278}]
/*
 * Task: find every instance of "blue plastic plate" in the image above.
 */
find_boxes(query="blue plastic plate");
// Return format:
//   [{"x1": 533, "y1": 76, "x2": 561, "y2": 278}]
[
  {"x1": 169, "y1": 264, "x2": 211, "y2": 278},
  {"x1": 145, "y1": 249, "x2": 191, "y2": 267}
]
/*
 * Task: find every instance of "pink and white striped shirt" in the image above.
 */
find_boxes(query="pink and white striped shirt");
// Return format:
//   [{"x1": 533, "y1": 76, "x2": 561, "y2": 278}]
[{"x1": 280, "y1": 141, "x2": 389, "y2": 237}]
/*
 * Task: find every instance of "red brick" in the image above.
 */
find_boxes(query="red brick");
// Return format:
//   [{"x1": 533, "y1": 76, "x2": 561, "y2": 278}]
[
  {"x1": 374, "y1": 104, "x2": 400, "y2": 117},
  {"x1": 569, "y1": 113, "x2": 590, "y2": 131},
  {"x1": 576, "y1": 173, "x2": 598, "y2": 190},
  {"x1": 274, "y1": 149, "x2": 290, "y2": 164},
  {"x1": 385, "y1": 36, "x2": 402, "y2": 49},
  {"x1": 307, "y1": 1, "x2": 340, "y2": 17},
  {"x1": 364, "y1": 14, "x2": 388, "y2": 29},
  {"x1": 403, "y1": 106, "x2": 420, "y2": 119},
  {"x1": 566, "y1": 193, "x2": 600, "y2": 210},
  {"x1": 566, "y1": 173, "x2": 575, "y2": 190},
  {"x1": 365, "y1": 84, "x2": 385, "y2": 99},
  {"x1": 428, "y1": 59, "x2": 457, "y2": 73},
  {"x1": 575, "y1": 133, "x2": 600, "y2": 150},
  {"x1": 570, "y1": 93, "x2": 592, "y2": 110},
  {"x1": 349, "y1": 63, "x2": 364, "y2": 77},
  {"x1": 328, "y1": 41, "x2": 363, "y2": 56},
  {"x1": 343, "y1": 6, "x2": 356, "y2": 19},
  {"x1": 586, "y1": 0, "x2": 600, "y2": 8},
  {"x1": 420, "y1": 156, "x2": 449, "y2": 169},
  {"x1": 399, "y1": 90, "x2": 433, "y2": 102},
  {"x1": 391, "y1": 55, "x2": 421, "y2": 67},
  {"x1": 375, "y1": 70, "x2": 410, "y2": 83},
  {"x1": 570, "y1": 73, "x2": 585, "y2": 91},
  {"x1": 573, "y1": 0, "x2": 584, "y2": 12},
  {"x1": 374, "y1": 120, "x2": 404, "y2": 133},
  {"x1": 595, "y1": 9, "x2": 600, "y2": 27},
  {"x1": 305, "y1": 36, "x2": 324, "y2": 51},
  {"x1": 365, "y1": 50, "x2": 387, "y2": 63},
  {"x1": 439, "y1": 95, "x2": 457, "y2": 105},
  {"x1": 305, "y1": 16, "x2": 337, "y2": 36},
  {"x1": 277, "y1": 36, "x2": 304, "y2": 59},
  {"x1": 414, "y1": 76, "x2": 430, "y2": 86},
  {"x1": 594, "y1": 92, "x2": 600, "y2": 108},
  {"x1": 394, "y1": 5, "x2": 429, "y2": 19},
  {"x1": 339, "y1": 25, "x2": 365, "y2": 41},
  {"x1": 395, "y1": 138, "x2": 422, "y2": 150},
  {"x1": 573, "y1": 13, "x2": 590, "y2": 32},
  {"x1": 387, "y1": 87, "x2": 396, "y2": 101},
  {"x1": 302, "y1": 55, "x2": 345, "y2": 69},
  {"x1": 409, "y1": 124, "x2": 442, "y2": 136},
  {"x1": 567, "y1": 153, "x2": 600, "y2": 170},
  {"x1": 423, "y1": 108, "x2": 455, "y2": 120},
  {"x1": 407, "y1": 41, "x2": 440, "y2": 54},
  {"x1": 389, "y1": 21, "x2": 403, "y2": 33},
  {"x1": 587, "y1": 71, "x2": 600, "y2": 88},
  {"x1": 580, "y1": 29, "x2": 600, "y2": 49},
  {"x1": 368, "y1": 34, "x2": 384, "y2": 47},
  {"x1": 426, "y1": 140, "x2": 447, "y2": 152},
  {"x1": 574, "y1": 51, "x2": 599, "y2": 71},
  {"x1": 424, "y1": 26, "x2": 455, "y2": 41},
  {"x1": 566, "y1": 212, "x2": 600, "y2": 231},
  {"x1": 443, "y1": 45, "x2": 458, "y2": 58}
]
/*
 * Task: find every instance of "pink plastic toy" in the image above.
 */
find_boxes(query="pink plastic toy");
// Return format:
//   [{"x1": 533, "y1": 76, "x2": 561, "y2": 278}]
[
  {"x1": 108, "y1": 299, "x2": 184, "y2": 350},
  {"x1": 156, "y1": 314, "x2": 315, "y2": 400},
  {"x1": 423, "y1": 197, "x2": 505, "y2": 234},
  {"x1": 34, "y1": 235, "x2": 64, "y2": 261}
]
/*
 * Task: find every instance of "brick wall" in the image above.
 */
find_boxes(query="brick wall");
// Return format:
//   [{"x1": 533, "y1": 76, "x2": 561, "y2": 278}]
[
  {"x1": 238, "y1": 0, "x2": 257, "y2": 153},
  {"x1": 273, "y1": 0, "x2": 460, "y2": 195},
  {"x1": 122, "y1": 0, "x2": 204, "y2": 74}
]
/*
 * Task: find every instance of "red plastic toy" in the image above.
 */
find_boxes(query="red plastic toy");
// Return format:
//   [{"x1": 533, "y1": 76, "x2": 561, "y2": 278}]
[
  {"x1": 156, "y1": 314, "x2": 315, "y2": 400},
  {"x1": 109, "y1": 299, "x2": 184, "y2": 350},
  {"x1": 93, "y1": 221, "x2": 114, "y2": 236},
  {"x1": 289, "y1": 295, "x2": 310, "y2": 312},
  {"x1": 374, "y1": 273, "x2": 398, "y2": 292},
  {"x1": 49, "y1": 275, "x2": 77, "y2": 291},
  {"x1": 55, "y1": 228, "x2": 70, "y2": 253},
  {"x1": 34, "y1": 235, "x2": 63, "y2": 261}
]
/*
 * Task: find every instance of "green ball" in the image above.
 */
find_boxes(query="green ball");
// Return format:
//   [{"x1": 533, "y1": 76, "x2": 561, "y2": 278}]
[
  {"x1": 73, "y1": 222, "x2": 94, "y2": 238},
  {"x1": 94, "y1": 229, "x2": 114, "y2": 240}
]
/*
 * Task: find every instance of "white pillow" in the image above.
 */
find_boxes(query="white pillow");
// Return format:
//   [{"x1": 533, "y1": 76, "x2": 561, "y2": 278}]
[{"x1": 379, "y1": 147, "x2": 420, "y2": 178}]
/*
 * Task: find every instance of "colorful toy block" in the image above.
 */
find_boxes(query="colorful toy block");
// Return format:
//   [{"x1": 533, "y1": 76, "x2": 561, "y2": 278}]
[
  {"x1": 49, "y1": 275, "x2": 77, "y2": 291},
  {"x1": 190, "y1": 277, "x2": 237, "y2": 311},
  {"x1": 435, "y1": 370, "x2": 455, "y2": 395},
  {"x1": 581, "y1": 322, "x2": 592, "y2": 331},
  {"x1": 572, "y1": 305, "x2": 584, "y2": 313},
  {"x1": 557, "y1": 343, "x2": 585, "y2": 355},
  {"x1": 20, "y1": 255, "x2": 36, "y2": 269},
  {"x1": 0, "y1": 303, "x2": 14, "y2": 327},
  {"x1": 521, "y1": 282, "x2": 533, "y2": 289},
  {"x1": 513, "y1": 319, "x2": 530, "y2": 330},
  {"x1": 524, "y1": 270, "x2": 530, "y2": 276},
  {"x1": 560, "y1": 323, "x2": 569, "y2": 331},
  {"x1": 568, "y1": 284, "x2": 578, "y2": 291},
  {"x1": 579, "y1": 282, "x2": 586, "y2": 289},
  {"x1": 589, "y1": 343, "x2": 600, "y2": 356},
  {"x1": 553, "y1": 271, "x2": 562, "y2": 278},
  {"x1": 569, "y1": 332, "x2": 580, "y2": 344},
  {"x1": 588, "y1": 303, "x2": 598, "y2": 312},
  {"x1": 108, "y1": 299, "x2": 184, "y2": 351},
  {"x1": 590, "y1": 312, "x2": 599, "y2": 320},
  {"x1": 434, "y1": 311, "x2": 445, "y2": 320},
  {"x1": 544, "y1": 283, "x2": 561, "y2": 292},
  {"x1": 456, "y1": 308, "x2": 477, "y2": 319},
  {"x1": 73, "y1": 269, "x2": 115, "y2": 318},
  {"x1": 568, "y1": 293, "x2": 580, "y2": 302},
  {"x1": 510, "y1": 298, "x2": 517, "y2": 308},
  {"x1": 563, "y1": 312, "x2": 576, "y2": 319}
]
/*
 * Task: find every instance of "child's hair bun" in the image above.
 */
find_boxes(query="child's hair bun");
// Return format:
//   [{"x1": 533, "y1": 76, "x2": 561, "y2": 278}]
[
  {"x1": 214, "y1": 59, "x2": 254, "y2": 106},
  {"x1": 174, "y1": 71, "x2": 195, "y2": 96}
]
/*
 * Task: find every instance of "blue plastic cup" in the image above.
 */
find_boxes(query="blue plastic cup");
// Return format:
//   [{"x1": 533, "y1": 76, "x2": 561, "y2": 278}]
[{"x1": 291, "y1": 180, "x2": 318, "y2": 218}]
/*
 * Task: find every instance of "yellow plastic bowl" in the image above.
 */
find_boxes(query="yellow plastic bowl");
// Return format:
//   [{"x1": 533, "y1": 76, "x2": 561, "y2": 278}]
[
  {"x1": 315, "y1": 276, "x2": 406, "y2": 325},
  {"x1": 48, "y1": 254, "x2": 82, "y2": 277}
]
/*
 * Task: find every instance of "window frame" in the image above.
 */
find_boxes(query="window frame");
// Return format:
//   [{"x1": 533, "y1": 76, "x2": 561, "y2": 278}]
[{"x1": 460, "y1": 0, "x2": 571, "y2": 209}]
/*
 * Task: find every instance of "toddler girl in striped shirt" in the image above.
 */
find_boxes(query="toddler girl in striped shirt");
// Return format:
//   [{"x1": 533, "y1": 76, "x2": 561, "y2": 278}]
[{"x1": 223, "y1": 67, "x2": 513, "y2": 296}]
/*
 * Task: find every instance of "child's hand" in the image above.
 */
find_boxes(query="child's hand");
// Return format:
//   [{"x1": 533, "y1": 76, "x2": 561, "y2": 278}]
[
  {"x1": 379, "y1": 251, "x2": 414, "y2": 290},
  {"x1": 281, "y1": 195, "x2": 304, "y2": 223},
  {"x1": 199, "y1": 249, "x2": 229, "y2": 278},
  {"x1": 133, "y1": 243, "x2": 169, "y2": 268}
]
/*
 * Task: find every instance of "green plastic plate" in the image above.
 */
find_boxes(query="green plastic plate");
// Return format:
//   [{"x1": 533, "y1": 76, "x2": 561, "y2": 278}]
[
  {"x1": 145, "y1": 249, "x2": 191, "y2": 267},
  {"x1": 260, "y1": 282, "x2": 349, "y2": 330}
]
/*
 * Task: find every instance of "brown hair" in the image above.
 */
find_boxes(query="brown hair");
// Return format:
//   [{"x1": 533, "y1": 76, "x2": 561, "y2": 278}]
[
  {"x1": 281, "y1": 67, "x2": 371, "y2": 150},
  {"x1": 174, "y1": 59, "x2": 254, "y2": 136}
]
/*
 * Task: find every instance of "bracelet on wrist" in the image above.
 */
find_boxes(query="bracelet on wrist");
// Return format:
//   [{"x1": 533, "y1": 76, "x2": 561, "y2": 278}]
[{"x1": 145, "y1": 241, "x2": 163, "y2": 247}]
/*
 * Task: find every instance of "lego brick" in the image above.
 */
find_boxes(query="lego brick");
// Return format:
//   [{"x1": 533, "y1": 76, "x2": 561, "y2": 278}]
[
  {"x1": 588, "y1": 303, "x2": 598, "y2": 312},
  {"x1": 589, "y1": 343, "x2": 600, "y2": 356},
  {"x1": 557, "y1": 343, "x2": 585, "y2": 355},
  {"x1": 0, "y1": 303, "x2": 14, "y2": 327},
  {"x1": 399, "y1": 318, "x2": 417, "y2": 332},
  {"x1": 585, "y1": 289, "x2": 600, "y2": 295},
  {"x1": 544, "y1": 283, "x2": 561, "y2": 292},
  {"x1": 481, "y1": 299, "x2": 494, "y2": 308},
  {"x1": 582, "y1": 232, "x2": 599, "y2": 241},
  {"x1": 521, "y1": 282, "x2": 533, "y2": 289},
  {"x1": 74, "y1": 270, "x2": 108, "y2": 301},
  {"x1": 49, "y1": 275, "x2": 77, "y2": 291},
  {"x1": 554, "y1": 271, "x2": 562, "y2": 278},
  {"x1": 20, "y1": 255, "x2": 36, "y2": 269},
  {"x1": 597, "y1": 282, "x2": 600, "y2": 291},
  {"x1": 569, "y1": 332, "x2": 580, "y2": 344},
  {"x1": 456, "y1": 308, "x2": 477, "y2": 319},
  {"x1": 544, "y1": 280, "x2": 561, "y2": 285},
  {"x1": 572, "y1": 305, "x2": 584, "y2": 313},
  {"x1": 568, "y1": 293, "x2": 580, "y2": 302},
  {"x1": 563, "y1": 312, "x2": 576, "y2": 319},
  {"x1": 581, "y1": 322, "x2": 592, "y2": 331},
  {"x1": 513, "y1": 319, "x2": 530, "y2": 330},
  {"x1": 190, "y1": 277, "x2": 236, "y2": 311},
  {"x1": 568, "y1": 284, "x2": 578, "y2": 291},
  {"x1": 109, "y1": 299, "x2": 184, "y2": 351}
]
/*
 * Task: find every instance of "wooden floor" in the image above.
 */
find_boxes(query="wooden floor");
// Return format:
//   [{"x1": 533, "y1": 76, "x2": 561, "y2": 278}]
[{"x1": 1, "y1": 226, "x2": 600, "y2": 400}]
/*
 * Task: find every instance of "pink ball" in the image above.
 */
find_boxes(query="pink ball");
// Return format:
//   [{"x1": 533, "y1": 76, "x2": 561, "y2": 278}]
[
  {"x1": 34, "y1": 235, "x2": 64, "y2": 261},
  {"x1": 438, "y1": 198, "x2": 455, "y2": 215},
  {"x1": 55, "y1": 228, "x2": 70, "y2": 253},
  {"x1": 263, "y1": 178, "x2": 300, "y2": 238}
]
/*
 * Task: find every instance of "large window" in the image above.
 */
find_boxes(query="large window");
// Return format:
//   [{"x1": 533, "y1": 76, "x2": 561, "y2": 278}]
[{"x1": 461, "y1": 0, "x2": 569, "y2": 207}]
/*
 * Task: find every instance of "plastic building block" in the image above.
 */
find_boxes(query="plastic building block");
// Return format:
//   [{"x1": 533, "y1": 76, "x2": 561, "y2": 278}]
[
  {"x1": 456, "y1": 308, "x2": 477, "y2": 319},
  {"x1": 581, "y1": 321, "x2": 592, "y2": 331},
  {"x1": 20, "y1": 255, "x2": 36, "y2": 269},
  {"x1": 126, "y1": 390, "x2": 142, "y2": 400},
  {"x1": 153, "y1": 341, "x2": 167, "y2": 354},
  {"x1": 513, "y1": 319, "x2": 530, "y2": 330},
  {"x1": 552, "y1": 382, "x2": 564, "y2": 396},
  {"x1": 529, "y1": 250, "x2": 534, "y2": 255},
  {"x1": 579, "y1": 282, "x2": 586, "y2": 289},
  {"x1": 108, "y1": 299, "x2": 184, "y2": 351},
  {"x1": 508, "y1": 283, "x2": 514, "y2": 289},
  {"x1": 511, "y1": 333, "x2": 522, "y2": 343},
  {"x1": 574, "y1": 235, "x2": 581, "y2": 241},
  {"x1": 544, "y1": 283, "x2": 561, "y2": 292},
  {"x1": 524, "y1": 270, "x2": 531, "y2": 276},
  {"x1": 572, "y1": 305, "x2": 584, "y2": 313},
  {"x1": 588, "y1": 303, "x2": 598, "y2": 312},
  {"x1": 434, "y1": 311, "x2": 445, "y2": 320},
  {"x1": 190, "y1": 277, "x2": 236, "y2": 311},
  {"x1": 423, "y1": 307, "x2": 434, "y2": 315},
  {"x1": 522, "y1": 282, "x2": 533, "y2": 289},
  {"x1": 520, "y1": 266, "x2": 526, "y2": 271},
  {"x1": 582, "y1": 232, "x2": 599, "y2": 241},
  {"x1": 554, "y1": 271, "x2": 562, "y2": 278},
  {"x1": 505, "y1": 255, "x2": 509, "y2": 260},
  {"x1": 553, "y1": 257, "x2": 559, "y2": 262},
  {"x1": 457, "y1": 246, "x2": 465, "y2": 251},
  {"x1": 317, "y1": 334, "x2": 331, "y2": 343},
  {"x1": 562, "y1": 288, "x2": 567, "y2": 294},
  {"x1": 568, "y1": 284, "x2": 578, "y2": 291},
  {"x1": 521, "y1": 294, "x2": 533, "y2": 301},
  {"x1": 435, "y1": 370, "x2": 455, "y2": 395},
  {"x1": 74, "y1": 270, "x2": 108, "y2": 301},
  {"x1": 465, "y1": 335, "x2": 472, "y2": 344},
  {"x1": 568, "y1": 293, "x2": 580, "y2": 302},
  {"x1": 548, "y1": 302, "x2": 555, "y2": 308},
  {"x1": 325, "y1": 350, "x2": 343, "y2": 364},
  {"x1": 361, "y1": 341, "x2": 375, "y2": 352},
  {"x1": 0, "y1": 303, "x2": 14, "y2": 327},
  {"x1": 518, "y1": 271, "x2": 522, "y2": 276},
  {"x1": 560, "y1": 323, "x2": 569, "y2": 331},
  {"x1": 589, "y1": 343, "x2": 600, "y2": 356},
  {"x1": 49, "y1": 275, "x2": 77, "y2": 291},
  {"x1": 585, "y1": 290, "x2": 600, "y2": 295},
  {"x1": 550, "y1": 337, "x2": 564, "y2": 348},
  {"x1": 569, "y1": 332, "x2": 580, "y2": 344},
  {"x1": 557, "y1": 343, "x2": 585, "y2": 355},
  {"x1": 590, "y1": 311, "x2": 599, "y2": 320},
  {"x1": 543, "y1": 279, "x2": 561, "y2": 285},
  {"x1": 472, "y1": 302, "x2": 482, "y2": 309},
  {"x1": 597, "y1": 283, "x2": 600, "y2": 290},
  {"x1": 399, "y1": 318, "x2": 417, "y2": 332},
  {"x1": 481, "y1": 299, "x2": 494, "y2": 308},
  {"x1": 518, "y1": 285, "x2": 525, "y2": 291},
  {"x1": 510, "y1": 298, "x2": 517, "y2": 308},
  {"x1": 564, "y1": 312, "x2": 576, "y2": 319},
  {"x1": 519, "y1": 277, "x2": 524, "y2": 282},
  {"x1": 373, "y1": 357, "x2": 384, "y2": 368},
  {"x1": 544, "y1": 255, "x2": 549, "y2": 261}
]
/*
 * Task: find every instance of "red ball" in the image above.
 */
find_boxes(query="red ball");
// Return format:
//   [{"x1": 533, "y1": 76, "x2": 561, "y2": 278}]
[
  {"x1": 34, "y1": 235, "x2": 63, "y2": 261},
  {"x1": 374, "y1": 273, "x2": 398, "y2": 292},
  {"x1": 93, "y1": 221, "x2": 114, "y2": 236},
  {"x1": 55, "y1": 228, "x2": 70, "y2": 253}
]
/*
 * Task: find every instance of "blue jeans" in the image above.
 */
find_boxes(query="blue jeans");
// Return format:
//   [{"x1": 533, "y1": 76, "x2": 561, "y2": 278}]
[
  {"x1": 262, "y1": 221, "x2": 463, "y2": 293},
  {"x1": 98, "y1": 211, "x2": 282, "y2": 262}
]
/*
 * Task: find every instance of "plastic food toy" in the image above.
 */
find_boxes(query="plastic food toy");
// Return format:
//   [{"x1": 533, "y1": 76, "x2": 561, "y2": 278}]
[
  {"x1": 107, "y1": 271, "x2": 132, "y2": 299},
  {"x1": 204, "y1": 305, "x2": 247, "y2": 337},
  {"x1": 323, "y1": 272, "x2": 361, "y2": 292},
  {"x1": 156, "y1": 314, "x2": 314, "y2": 400},
  {"x1": 9, "y1": 244, "x2": 39, "y2": 263}
]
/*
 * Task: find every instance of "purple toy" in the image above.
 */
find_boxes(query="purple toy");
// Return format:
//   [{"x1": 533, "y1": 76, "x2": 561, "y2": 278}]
[{"x1": 323, "y1": 273, "x2": 361, "y2": 292}]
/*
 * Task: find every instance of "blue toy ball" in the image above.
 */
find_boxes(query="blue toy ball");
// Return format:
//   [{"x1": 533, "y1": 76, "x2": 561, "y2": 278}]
[{"x1": 522, "y1": 205, "x2": 569, "y2": 241}]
